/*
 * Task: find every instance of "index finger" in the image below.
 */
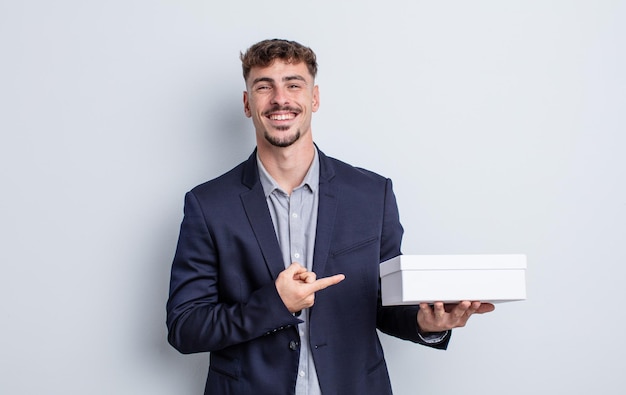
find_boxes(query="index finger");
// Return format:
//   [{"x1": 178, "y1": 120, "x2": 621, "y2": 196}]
[{"x1": 310, "y1": 274, "x2": 345, "y2": 292}]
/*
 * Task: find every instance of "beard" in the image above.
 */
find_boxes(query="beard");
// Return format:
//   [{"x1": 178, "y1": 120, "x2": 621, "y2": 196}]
[
  {"x1": 264, "y1": 127, "x2": 301, "y2": 148},
  {"x1": 261, "y1": 105, "x2": 303, "y2": 147}
]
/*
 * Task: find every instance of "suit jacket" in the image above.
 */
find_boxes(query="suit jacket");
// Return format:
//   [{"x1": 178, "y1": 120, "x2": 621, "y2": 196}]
[{"x1": 166, "y1": 148, "x2": 450, "y2": 395}]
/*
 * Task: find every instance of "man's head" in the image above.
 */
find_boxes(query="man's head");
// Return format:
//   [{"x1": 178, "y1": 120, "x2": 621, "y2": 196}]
[
  {"x1": 240, "y1": 39, "x2": 318, "y2": 83},
  {"x1": 241, "y1": 39, "x2": 320, "y2": 150}
]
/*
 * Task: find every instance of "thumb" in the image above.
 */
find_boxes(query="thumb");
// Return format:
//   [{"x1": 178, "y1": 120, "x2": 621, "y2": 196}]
[
  {"x1": 285, "y1": 261, "x2": 304, "y2": 274},
  {"x1": 284, "y1": 262, "x2": 307, "y2": 279}
]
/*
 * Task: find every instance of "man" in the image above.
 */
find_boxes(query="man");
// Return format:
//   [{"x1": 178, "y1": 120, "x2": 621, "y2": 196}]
[{"x1": 166, "y1": 39, "x2": 494, "y2": 395}]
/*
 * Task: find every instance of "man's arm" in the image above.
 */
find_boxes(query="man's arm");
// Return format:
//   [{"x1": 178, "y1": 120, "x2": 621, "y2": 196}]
[{"x1": 166, "y1": 191, "x2": 301, "y2": 354}]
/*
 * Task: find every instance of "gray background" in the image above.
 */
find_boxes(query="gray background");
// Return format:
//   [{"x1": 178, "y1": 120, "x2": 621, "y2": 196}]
[{"x1": 1, "y1": 1, "x2": 624, "y2": 394}]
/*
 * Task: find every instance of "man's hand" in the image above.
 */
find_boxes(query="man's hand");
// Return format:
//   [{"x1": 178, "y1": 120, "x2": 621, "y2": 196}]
[
  {"x1": 275, "y1": 262, "x2": 345, "y2": 313},
  {"x1": 417, "y1": 301, "x2": 495, "y2": 333}
]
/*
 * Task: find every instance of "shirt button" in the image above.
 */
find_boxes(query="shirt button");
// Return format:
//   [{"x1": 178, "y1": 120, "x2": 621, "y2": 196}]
[
  {"x1": 294, "y1": 253, "x2": 300, "y2": 259},
  {"x1": 299, "y1": 371, "x2": 306, "y2": 377},
  {"x1": 292, "y1": 213, "x2": 298, "y2": 218},
  {"x1": 289, "y1": 340, "x2": 299, "y2": 351}
]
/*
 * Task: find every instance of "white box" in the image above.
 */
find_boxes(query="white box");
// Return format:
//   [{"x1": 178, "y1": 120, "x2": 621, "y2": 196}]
[{"x1": 379, "y1": 254, "x2": 527, "y2": 306}]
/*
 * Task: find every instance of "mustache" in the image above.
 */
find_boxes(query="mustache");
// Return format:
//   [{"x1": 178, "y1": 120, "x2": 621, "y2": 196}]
[{"x1": 263, "y1": 105, "x2": 301, "y2": 116}]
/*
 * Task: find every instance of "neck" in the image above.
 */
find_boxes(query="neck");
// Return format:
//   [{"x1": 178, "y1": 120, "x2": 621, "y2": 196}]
[{"x1": 257, "y1": 140, "x2": 315, "y2": 195}]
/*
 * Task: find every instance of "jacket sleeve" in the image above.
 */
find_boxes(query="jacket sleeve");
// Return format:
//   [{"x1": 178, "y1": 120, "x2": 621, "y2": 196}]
[
  {"x1": 375, "y1": 179, "x2": 451, "y2": 350},
  {"x1": 165, "y1": 191, "x2": 301, "y2": 354}
]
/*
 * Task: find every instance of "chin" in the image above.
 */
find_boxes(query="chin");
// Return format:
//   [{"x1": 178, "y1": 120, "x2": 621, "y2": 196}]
[{"x1": 264, "y1": 129, "x2": 301, "y2": 148}]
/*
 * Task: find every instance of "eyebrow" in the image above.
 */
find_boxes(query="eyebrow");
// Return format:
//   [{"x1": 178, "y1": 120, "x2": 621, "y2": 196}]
[{"x1": 251, "y1": 75, "x2": 308, "y2": 86}]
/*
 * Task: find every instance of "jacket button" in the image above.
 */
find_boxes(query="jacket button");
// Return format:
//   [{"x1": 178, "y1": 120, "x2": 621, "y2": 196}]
[{"x1": 289, "y1": 340, "x2": 299, "y2": 351}]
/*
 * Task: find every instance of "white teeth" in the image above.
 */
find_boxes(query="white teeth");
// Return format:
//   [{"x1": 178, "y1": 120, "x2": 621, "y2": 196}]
[{"x1": 270, "y1": 113, "x2": 295, "y2": 121}]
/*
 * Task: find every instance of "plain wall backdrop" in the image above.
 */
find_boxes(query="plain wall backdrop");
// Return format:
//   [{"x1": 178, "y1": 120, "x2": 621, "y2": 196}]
[{"x1": 1, "y1": 1, "x2": 625, "y2": 394}]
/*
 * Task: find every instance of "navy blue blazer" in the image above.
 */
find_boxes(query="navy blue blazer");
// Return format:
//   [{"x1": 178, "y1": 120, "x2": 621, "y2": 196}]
[{"x1": 166, "y1": 148, "x2": 449, "y2": 395}]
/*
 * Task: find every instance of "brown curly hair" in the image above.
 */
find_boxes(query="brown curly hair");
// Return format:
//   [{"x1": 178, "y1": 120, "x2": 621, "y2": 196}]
[{"x1": 240, "y1": 39, "x2": 318, "y2": 81}]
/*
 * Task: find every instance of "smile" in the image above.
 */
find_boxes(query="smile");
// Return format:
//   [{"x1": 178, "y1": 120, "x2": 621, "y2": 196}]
[
  {"x1": 268, "y1": 113, "x2": 297, "y2": 121},
  {"x1": 264, "y1": 106, "x2": 301, "y2": 121}
]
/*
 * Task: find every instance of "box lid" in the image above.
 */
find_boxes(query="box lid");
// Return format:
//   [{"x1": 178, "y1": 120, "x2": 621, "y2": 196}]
[{"x1": 379, "y1": 254, "x2": 527, "y2": 277}]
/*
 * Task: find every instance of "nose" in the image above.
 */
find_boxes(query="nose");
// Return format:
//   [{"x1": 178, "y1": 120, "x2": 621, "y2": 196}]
[{"x1": 270, "y1": 86, "x2": 289, "y2": 106}]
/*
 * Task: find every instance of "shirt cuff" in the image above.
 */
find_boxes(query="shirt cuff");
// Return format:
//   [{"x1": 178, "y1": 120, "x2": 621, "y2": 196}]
[{"x1": 418, "y1": 330, "x2": 449, "y2": 344}]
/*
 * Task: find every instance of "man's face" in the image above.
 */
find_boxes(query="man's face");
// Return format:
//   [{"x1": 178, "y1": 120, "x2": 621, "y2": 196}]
[{"x1": 243, "y1": 60, "x2": 319, "y2": 148}]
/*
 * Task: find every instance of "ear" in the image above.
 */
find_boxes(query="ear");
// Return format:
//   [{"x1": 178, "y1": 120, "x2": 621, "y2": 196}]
[
  {"x1": 312, "y1": 85, "x2": 320, "y2": 113},
  {"x1": 243, "y1": 91, "x2": 252, "y2": 118}
]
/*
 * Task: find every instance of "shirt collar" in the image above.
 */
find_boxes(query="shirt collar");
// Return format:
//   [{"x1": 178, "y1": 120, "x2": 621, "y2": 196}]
[{"x1": 257, "y1": 148, "x2": 320, "y2": 198}]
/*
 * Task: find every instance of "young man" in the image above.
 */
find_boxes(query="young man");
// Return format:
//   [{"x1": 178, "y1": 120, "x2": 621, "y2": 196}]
[{"x1": 166, "y1": 39, "x2": 494, "y2": 395}]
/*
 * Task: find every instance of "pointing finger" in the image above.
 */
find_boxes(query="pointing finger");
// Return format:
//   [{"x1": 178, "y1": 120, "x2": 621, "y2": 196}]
[{"x1": 311, "y1": 274, "x2": 345, "y2": 292}]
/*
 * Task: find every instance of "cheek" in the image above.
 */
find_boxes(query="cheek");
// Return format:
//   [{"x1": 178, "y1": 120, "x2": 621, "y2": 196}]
[{"x1": 250, "y1": 98, "x2": 268, "y2": 114}]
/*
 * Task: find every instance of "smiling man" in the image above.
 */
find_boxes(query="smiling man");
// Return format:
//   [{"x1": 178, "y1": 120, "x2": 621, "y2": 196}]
[
  {"x1": 166, "y1": 39, "x2": 493, "y2": 395},
  {"x1": 244, "y1": 60, "x2": 318, "y2": 149}
]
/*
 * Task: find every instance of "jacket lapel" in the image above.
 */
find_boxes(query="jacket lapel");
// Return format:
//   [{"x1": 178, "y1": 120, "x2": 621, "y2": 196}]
[
  {"x1": 239, "y1": 148, "x2": 339, "y2": 280},
  {"x1": 312, "y1": 149, "x2": 337, "y2": 277},
  {"x1": 240, "y1": 151, "x2": 285, "y2": 280}
]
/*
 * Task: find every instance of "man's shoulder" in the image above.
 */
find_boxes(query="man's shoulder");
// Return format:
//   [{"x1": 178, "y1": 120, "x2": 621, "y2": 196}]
[
  {"x1": 188, "y1": 158, "x2": 250, "y2": 199},
  {"x1": 323, "y1": 152, "x2": 389, "y2": 184}
]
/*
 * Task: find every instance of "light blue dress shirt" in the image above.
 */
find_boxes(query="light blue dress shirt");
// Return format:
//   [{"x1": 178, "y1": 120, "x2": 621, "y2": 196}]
[{"x1": 257, "y1": 149, "x2": 322, "y2": 395}]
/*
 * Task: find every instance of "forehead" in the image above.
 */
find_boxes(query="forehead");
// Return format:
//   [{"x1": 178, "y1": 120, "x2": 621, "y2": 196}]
[{"x1": 246, "y1": 60, "x2": 313, "y2": 85}]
